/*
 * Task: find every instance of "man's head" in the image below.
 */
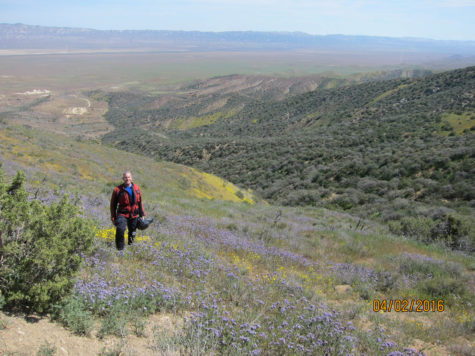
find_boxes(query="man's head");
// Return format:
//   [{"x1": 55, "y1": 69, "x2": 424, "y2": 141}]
[{"x1": 123, "y1": 171, "x2": 133, "y2": 186}]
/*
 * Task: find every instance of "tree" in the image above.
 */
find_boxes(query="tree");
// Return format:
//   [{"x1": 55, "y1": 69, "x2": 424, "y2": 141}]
[{"x1": 0, "y1": 164, "x2": 95, "y2": 313}]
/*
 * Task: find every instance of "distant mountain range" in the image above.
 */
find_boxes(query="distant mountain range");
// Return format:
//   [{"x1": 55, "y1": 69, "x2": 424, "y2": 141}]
[{"x1": 1, "y1": 23, "x2": 475, "y2": 56}]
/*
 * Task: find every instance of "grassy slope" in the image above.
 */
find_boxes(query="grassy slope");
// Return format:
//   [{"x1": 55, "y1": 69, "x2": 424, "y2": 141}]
[
  {"x1": 0, "y1": 123, "x2": 474, "y2": 355},
  {"x1": 0, "y1": 125, "x2": 256, "y2": 211}
]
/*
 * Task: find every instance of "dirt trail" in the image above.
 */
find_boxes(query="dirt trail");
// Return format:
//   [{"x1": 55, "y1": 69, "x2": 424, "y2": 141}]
[{"x1": 0, "y1": 312, "x2": 178, "y2": 355}]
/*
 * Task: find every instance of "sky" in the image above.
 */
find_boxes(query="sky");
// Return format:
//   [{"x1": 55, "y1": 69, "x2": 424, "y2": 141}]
[{"x1": 0, "y1": 0, "x2": 474, "y2": 41}]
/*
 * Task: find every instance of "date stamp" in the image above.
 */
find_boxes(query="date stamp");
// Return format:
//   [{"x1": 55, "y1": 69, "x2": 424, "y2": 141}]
[{"x1": 373, "y1": 299, "x2": 444, "y2": 312}]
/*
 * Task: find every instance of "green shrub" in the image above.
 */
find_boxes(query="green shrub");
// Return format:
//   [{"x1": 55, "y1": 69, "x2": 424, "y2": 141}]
[
  {"x1": 130, "y1": 311, "x2": 146, "y2": 337},
  {"x1": 0, "y1": 165, "x2": 95, "y2": 313},
  {"x1": 397, "y1": 254, "x2": 462, "y2": 280},
  {"x1": 98, "y1": 305, "x2": 130, "y2": 339},
  {"x1": 388, "y1": 216, "x2": 434, "y2": 241},
  {"x1": 418, "y1": 277, "x2": 466, "y2": 303},
  {"x1": 388, "y1": 213, "x2": 474, "y2": 251},
  {"x1": 431, "y1": 215, "x2": 474, "y2": 251},
  {"x1": 54, "y1": 296, "x2": 94, "y2": 336}
]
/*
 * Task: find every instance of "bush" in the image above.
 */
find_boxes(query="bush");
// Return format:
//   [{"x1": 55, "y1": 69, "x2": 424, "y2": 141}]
[
  {"x1": 418, "y1": 277, "x2": 467, "y2": 303},
  {"x1": 388, "y1": 213, "x2": 474, "y2": 252},
  {"x1": 54, "y1": 296, "x2": 94, "y2": 336},
  {"x1": 388, "y1": 216, "x2": 434, "y2": 241},
  {"x1": 0, "y1": 166, "x2": 95, "y2": 313},
  {"x1": 431, "y1": 215, "x2": 474, "y2": 251},
  {"x1": 98, "y1": 303, "x2": 130, "y2": 338},
  {"x1": 397, "y1": 253, "x2": 462, "y2": 280}
]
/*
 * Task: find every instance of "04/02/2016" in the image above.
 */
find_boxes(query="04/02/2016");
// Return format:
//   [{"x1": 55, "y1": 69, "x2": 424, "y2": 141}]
[{"x1": 373, "y1": 299, "x2": 444, "y2": 312}]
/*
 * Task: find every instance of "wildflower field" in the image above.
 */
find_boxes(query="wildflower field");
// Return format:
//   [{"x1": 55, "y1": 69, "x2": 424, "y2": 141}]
[
  {"x1": 0, "y1": 125, "x2": 474, "y2": 355},
  {"x1": 70, "y1": 201, "x2": 474, "y2": 355},
  {"x1": 84, "y1": 207, "x2": 474, "y2": 354}
]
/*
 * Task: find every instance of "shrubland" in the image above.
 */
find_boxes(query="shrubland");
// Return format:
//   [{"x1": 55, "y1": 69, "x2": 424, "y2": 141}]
[
  {"x1": 0, "y1": 123, "x2": 473, "y2": 354},
  {"x1": 101, "y1": 66, "x2": 475, "y2": 253}
]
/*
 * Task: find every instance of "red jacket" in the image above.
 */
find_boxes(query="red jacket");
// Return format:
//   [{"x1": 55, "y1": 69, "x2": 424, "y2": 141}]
[{"x1": 110, "y1": 183, "x2": 145, "y2": 221}]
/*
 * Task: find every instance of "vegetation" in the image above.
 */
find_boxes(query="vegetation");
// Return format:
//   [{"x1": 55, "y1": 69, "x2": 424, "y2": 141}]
[
  {"x1": 0, "y1": 122, "x2": 472, "y2": 354},
  {"x1": 52, "y1": 202, "x2": 474, "y2": 354},
  {"x1": 102, "y1": 66, "x2": 475, "y2": 251},
  {"x1": 0, "y1": 163, "x2": 95, "y2": 314},
  {"x1": 0, "y1": 62, "x2": 473, "y2": 354}
]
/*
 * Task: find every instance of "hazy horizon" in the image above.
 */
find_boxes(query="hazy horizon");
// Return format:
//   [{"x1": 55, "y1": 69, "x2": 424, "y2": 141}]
[
  {"x1": 3, "y1": 22, "x2": 475, "y2": 44},
  {"x1": 1, "y1": 0, "x2": 474, "y2": 41}
]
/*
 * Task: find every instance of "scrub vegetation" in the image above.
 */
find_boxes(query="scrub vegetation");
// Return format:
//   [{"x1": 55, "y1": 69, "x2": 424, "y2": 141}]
[
  {"x1": 0, "y1": 121, "x2": 473, "y2": 355},
  {"x1": 0, "y1": 165, "x2": 95, "y2": 314},
  {"x1": 102, "y1": 66, "x2": 475, "y2": 253},
  {"x1": 0, "y1": 56, "x2": 473, "y2": 354}
]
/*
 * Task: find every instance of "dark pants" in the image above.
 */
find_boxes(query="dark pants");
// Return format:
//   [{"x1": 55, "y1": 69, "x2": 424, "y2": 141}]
[{"x1": 115, "y1": 215, "x2": 138, "y2": 250}]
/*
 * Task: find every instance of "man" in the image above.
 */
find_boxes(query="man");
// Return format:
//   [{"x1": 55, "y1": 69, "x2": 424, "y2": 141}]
[{"x1": 110, "y1": 171, "x2": 146, "y2": 250}]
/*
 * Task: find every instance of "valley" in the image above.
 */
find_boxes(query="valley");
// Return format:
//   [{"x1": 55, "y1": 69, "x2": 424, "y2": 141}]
[{"x1": 0, "y1": 46, "x2": 473, "y2": 355}]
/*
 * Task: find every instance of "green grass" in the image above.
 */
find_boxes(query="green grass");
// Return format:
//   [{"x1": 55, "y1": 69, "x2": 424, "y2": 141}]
[
  {"x1": 172, "y1": 111, "x2": 237, "y2": 130},
  {"x1": 0, "y1": 125, "x2": 259, "y2": 211},
  {"x1": 440, "y1": 112, "x2": 475, "y2": 135}
]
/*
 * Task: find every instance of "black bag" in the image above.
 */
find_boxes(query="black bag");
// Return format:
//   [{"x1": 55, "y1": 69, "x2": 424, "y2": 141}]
[{"x1": 137, "y1": 217, "x2": 153, "y2": 230}]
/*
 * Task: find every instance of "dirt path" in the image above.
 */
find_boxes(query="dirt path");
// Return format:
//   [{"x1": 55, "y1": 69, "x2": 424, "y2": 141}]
[{"x1": 0, "y1": 312, "x2": 179, "y2": 355}]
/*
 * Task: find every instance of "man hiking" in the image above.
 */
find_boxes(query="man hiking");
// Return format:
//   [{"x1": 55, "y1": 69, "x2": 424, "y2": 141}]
[{"x1": 110, "y1": 171, "x2": 146, "y2": 250}]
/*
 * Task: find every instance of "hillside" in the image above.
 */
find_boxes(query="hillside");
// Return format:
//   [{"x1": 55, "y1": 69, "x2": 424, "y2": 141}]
[
  {"x1": 0, "y1": 51, "x2": 474, "y2": 353},
  {"x1": 102, "y1": 66, "x2": 475, "y2": 251},
  {"x1": 0, "y1": 125, "x2": 257, "y2": 217},
  {"x1": 0, "y1": 123, "x2": 474, "y2": 355}
]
